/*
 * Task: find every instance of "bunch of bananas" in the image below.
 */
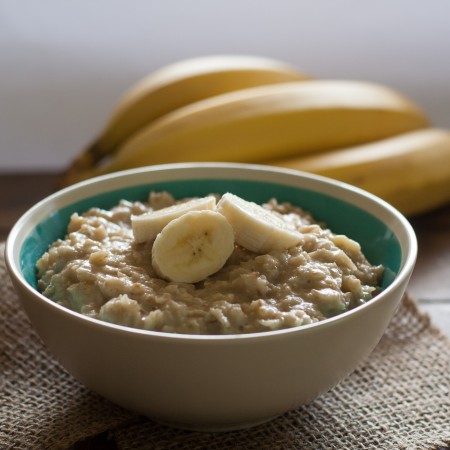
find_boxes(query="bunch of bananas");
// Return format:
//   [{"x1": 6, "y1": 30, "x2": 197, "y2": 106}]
[{"x1": 60, "y1": 55, "x2": 450, "y2": 216}]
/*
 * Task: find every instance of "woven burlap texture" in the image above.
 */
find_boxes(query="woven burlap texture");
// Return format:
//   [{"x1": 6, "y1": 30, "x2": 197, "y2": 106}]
[{"x1": 1, "y1": 242, "x2": 449, "y2": 450}]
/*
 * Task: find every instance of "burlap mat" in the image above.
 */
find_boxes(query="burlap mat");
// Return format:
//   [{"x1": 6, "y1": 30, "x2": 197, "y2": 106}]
[{"x1": 1, "y1": 242, "x2": 449, "y2": 450}]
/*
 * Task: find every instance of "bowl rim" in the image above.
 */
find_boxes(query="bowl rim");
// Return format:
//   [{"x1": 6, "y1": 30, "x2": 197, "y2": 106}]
[{"x1": 5, "y1": 162, "x2": 417, "y2": 343}]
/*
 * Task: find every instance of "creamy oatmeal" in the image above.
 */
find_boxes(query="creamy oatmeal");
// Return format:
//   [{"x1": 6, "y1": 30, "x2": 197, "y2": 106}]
[{"x1": 36, "y1": 192, "x2": 384, "y2": 334}]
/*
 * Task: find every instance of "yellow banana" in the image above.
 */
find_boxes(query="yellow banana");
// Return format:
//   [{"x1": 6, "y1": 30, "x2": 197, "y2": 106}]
[
  {"x1": 60, "y1": 55, "x2": 308, "y2": 186},
  {"x1": 87, "y1": 80, "x2": 428, "y2": 179},
  {"x1": 270, "y1": 128, "x2": 450, "y2": 216}
]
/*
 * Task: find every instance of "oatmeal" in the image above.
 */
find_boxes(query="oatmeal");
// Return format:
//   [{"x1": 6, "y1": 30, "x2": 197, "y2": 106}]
[{"x1": 36, "y1": 191, "x2": 384, "y2": 334}]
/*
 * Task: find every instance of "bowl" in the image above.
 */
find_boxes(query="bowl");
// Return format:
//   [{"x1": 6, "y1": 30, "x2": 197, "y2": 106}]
[{"x1": 5, "y1": 162, "x2": 417, "y2": 431}]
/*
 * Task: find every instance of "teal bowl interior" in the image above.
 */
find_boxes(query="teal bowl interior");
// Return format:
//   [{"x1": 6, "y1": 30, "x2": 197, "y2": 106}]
[{"x1": 20, "y1": 177, "x2": 401, "y2": 292}]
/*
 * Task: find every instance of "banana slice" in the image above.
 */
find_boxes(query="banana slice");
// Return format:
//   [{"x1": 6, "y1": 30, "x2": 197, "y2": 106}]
[
  {"x1": 217, "y1": 193, "x2": 303, "y2": 253},
  {"x1": 132, "y1": 196, "x2": 216, "y2": 243},
  {"x1": 152, "y1": 210, "x2": 235, "y2": 283}
]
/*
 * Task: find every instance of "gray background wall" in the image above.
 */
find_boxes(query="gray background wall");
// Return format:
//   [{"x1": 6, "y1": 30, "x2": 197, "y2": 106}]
[{"x1": 1, "y1": 0, "x2": 449, "y2": 170}]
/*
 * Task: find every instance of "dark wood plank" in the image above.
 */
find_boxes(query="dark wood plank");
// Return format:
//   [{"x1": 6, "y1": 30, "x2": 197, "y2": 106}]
[
  {"x1": 0, "y1": 172, "x2": 60, "y2": 240},
  {"x1": 408, "y1": 203, "x2": 450, "y2": 301}
]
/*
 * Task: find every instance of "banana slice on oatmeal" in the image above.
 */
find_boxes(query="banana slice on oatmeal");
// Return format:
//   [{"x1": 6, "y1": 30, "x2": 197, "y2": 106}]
[
  {"x1": 132, "y1": 195, "x2": 216, "y2": 243},
  {"x1": 151, "y1": 210, "x2": 235, "y2": 283},
  {"x1": 217, "y1": 193, "x2": 303, "y2": 253}
]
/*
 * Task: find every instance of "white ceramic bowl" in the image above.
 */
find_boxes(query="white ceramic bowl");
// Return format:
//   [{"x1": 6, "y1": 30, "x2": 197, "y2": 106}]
[{"x1": 5, "y1": 163, "x2": 417, "y2": 431}]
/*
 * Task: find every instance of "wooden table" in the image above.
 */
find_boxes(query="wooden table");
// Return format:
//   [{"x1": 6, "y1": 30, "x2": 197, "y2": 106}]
[{"x1": 1, "y1": 172, "x2": 449, "y2": 450}]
